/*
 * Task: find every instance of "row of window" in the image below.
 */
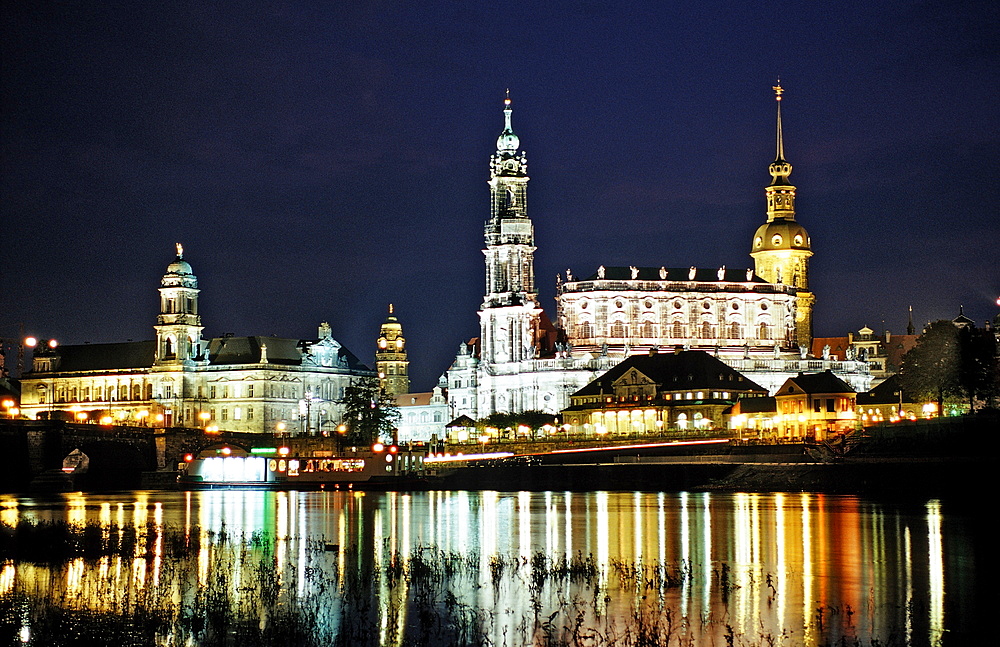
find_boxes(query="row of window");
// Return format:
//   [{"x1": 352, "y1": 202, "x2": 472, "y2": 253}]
[
  {"x1": 38, "y1": 381, "x2": 347, "y2": 405},
  {"x1": 573, "y1": 321, "x2": 783, "y2": 340}
]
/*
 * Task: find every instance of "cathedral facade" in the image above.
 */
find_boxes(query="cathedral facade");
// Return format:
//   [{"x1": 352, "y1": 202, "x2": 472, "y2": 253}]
[
  {"x1": 447, "y1": 88, "x2": 870, "y2": 420},
  {"x1": 19, "y1": 247, "x2": 374, "y2": 433}
]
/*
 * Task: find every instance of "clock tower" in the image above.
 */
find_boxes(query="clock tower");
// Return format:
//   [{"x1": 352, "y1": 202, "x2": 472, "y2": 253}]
[{"x1": 376, "y1": 304, "x2": 409, "y2": 396}]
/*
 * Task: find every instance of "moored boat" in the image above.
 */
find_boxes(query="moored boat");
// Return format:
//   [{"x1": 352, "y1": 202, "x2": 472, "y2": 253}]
[{"x1": 178, "y1": 443, "x2": 433, "y2": 490}]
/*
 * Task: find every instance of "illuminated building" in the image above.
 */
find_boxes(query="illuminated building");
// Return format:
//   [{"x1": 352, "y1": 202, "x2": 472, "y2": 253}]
[
  {"x1": 856, "y1": 374, "x2": 922, "y2": 423},
  {"x1": 19, "y1": 248, "x2": 374, "y2": 432},
  {"x1": 812, "y1": 310, "x2": 919, "y2": 386},
  {"x1": 447, "y1": 89, "x2": 869, "y2": 419},
  {"x1": 375, "y1": 304, "x2": 409, "y2": 396},
  {"x1": 393, "y1": 384, "x2": 448, "y2": 443},
  {"x1": 561, "y1": 349, "x2": 768, "y2": 436},
  {"x1": 773, "y1": 370, "x2": 857, "y2": 440}
]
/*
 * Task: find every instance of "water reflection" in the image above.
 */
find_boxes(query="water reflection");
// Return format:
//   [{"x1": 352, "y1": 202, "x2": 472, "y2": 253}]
[{"x1": 0, "y1": 490, "x2": 977, "y2": 646}]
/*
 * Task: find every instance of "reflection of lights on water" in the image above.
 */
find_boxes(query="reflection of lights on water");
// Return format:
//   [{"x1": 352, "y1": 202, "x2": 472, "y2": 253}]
[
  {"x1": 927, "y1": 500, "x2": 945, "y2": 645},
  {"x1": 0, "y1": 563, "x2": 15, "y2": 595},
  {"x1": 1, "y1": 500, "x2": 18, "y2": 527},
  {"x1": 0, "y1": 490, "x2": 969, "y2": 645}
]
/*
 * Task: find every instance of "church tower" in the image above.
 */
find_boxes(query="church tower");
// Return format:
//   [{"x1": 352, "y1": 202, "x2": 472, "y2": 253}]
[
  {"x1": 479, "y1": 92, "x2": 542, "y2": 365},
  {"x1": 154, "y1": 244, "x2": 204, "y2": 365},
  {"x1": 750, "y1": 83, "x2": 815, "y2": 348},
  {"x1": 376, "y1": 304, "x2": 409, "y2": 396}
]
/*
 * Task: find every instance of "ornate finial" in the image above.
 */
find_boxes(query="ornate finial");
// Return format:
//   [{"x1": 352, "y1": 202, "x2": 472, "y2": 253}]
[
  {"x1": 389, "y1": 303, "x2": 394, "y2": 315},
  {"x1": 176, "y1": 243, "x2": 183, "y2": 258},
  {"x1": 496, "y1": 90, "x2": 520, "y2": 152},
  {"x1": 773, "y1": 80, "x2": 785, "y2": 162}
]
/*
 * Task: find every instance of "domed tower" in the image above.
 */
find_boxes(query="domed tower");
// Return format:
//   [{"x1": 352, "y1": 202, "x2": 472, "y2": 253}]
[
  {"x1": 480, "y1": 91, "x2": 542, "y2": 366},
  {"x1": 154, "y1": 243, "x2": 204, "y2": 365},
  {"x1": 750, "y1": 82, "x2": 815, "y2": 348},
  {"x1": 376, "y1": 304, "x2": 409, "y2": 396}
]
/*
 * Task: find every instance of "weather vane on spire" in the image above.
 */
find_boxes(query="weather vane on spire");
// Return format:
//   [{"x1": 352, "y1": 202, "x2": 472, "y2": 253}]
[
  {"x1": 505, "y1": 88, "x2": 511, "y2": 107},
  {"x1": 176, "y1": 242, "x2": 184, "y2": 258},
  {"x1": 773, "y1": 79, "x2": 784, "y2": 101}
]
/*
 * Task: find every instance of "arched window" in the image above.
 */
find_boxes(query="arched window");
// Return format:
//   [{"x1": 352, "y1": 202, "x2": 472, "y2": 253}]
[
  {"x1": 759, "y1": 322, "x2": 771, "y2": 340},
  {"x1": 672, "y1": 321, "x2": 684, "y2": 338},
  {"x1": 701, "y1": 322, "x2": 713, "y2": 339},
  {"x1": 640, "y1": 322, "x2": 656, "y2": 339},
  {"x1": 609, "y1": 321, "x2": 626, "y2": 339},
  {"x1": 729, "y1": 322, "x2": 740, "y2": 339}
]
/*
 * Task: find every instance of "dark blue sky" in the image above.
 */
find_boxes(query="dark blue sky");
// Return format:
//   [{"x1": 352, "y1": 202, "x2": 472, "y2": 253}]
[{"x1": 3, "y1": 1, "x2": 998, "y2": 389}]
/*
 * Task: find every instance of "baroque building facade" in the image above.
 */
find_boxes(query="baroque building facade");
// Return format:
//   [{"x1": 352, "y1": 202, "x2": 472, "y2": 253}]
[
  {"x1": 19, "y1": 247, "x2": 374, "y2": 433},
  {"x1": 447, "y1": 88, "x2": 869, "y2": 420}
]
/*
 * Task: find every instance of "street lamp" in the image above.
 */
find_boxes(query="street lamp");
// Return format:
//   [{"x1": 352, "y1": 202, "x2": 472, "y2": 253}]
[{"x1": 198, "y1": 411, "x2": 210, "y2": 429}]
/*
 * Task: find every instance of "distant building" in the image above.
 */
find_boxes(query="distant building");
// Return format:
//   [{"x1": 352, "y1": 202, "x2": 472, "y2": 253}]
[
  {"x1": 561, "y1": 350, "x2": 768, "y2": 437},
  {"x1": 393, "y1": 384, "x2": 448, "y2": 443},
  {"x1": 812, "y1": 311, "x2": 919, "y2": 387},
  {"x1": 773, "y1": 371, "x2": 857, "y2": 441},
  {"x1": 19, "y1": 247, "x2": 374, "y2": 433},
  {"x1": 447, "y1": 88, "x2": 869, "y2": 421}
]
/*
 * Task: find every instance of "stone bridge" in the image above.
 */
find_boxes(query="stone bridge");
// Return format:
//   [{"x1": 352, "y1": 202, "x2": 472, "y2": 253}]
[{"x1": 0, "y1": 420, "x2": 313, "y2": 490}]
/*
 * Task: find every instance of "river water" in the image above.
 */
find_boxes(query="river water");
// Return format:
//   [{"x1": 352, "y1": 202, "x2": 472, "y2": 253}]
[{"x1": 0, "y1": 489, "x2": 983, "y2": 646}]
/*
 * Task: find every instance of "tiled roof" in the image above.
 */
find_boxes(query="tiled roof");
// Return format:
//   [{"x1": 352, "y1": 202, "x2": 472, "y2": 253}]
[
  {"x1": 782, "y1": 370, "x2": 855, "y2": 395},
  {"x1": 571, "y1": 350, "x2": 767, "y2": 397},
  {"x1": 857, "y1": 374, "x2": 918, "y2": 404},
  {"x1": 396, "y1": 392, "x2": 433, "y2": 407},
  {"x1": 31, "y1": 341, "x2": 157, "y2": 373}
]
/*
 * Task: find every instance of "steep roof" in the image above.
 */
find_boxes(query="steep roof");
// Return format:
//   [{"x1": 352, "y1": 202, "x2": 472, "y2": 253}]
[
  {"x1": 30, "y1": 341, "x2": 157, "y2": 373},
  {"x1": 780, "y1": 370, "x2": 855, "y2": 395},
  {"x1": 446, "y1": 414, "x2": 477, "y2": 428},
  {"x1": 207, "y1": 336, "x2": 369, "y2": 370},
  {"x1": 857, "y1": 374, "x2": 919, "y2": 405},
  {"x1": 571, "y1": 350, "x2": 767, "y2": 398}
]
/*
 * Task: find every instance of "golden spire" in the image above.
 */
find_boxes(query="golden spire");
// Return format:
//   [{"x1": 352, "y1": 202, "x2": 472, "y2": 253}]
[
  {"x1": 773, "y1": 80, "x2": 785, "y2": 161},
  {"x1": 388, "y1": 303, "x2": 394, "y2": 315}
]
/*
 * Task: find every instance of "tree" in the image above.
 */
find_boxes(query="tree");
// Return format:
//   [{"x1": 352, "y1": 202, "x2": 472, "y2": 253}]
[
  {"x1": 899, "y1": 320, "x2": 1000, "y2": 414},
  {"x1": 958, "y1": 325, "x2": 1000, "y2": 411},
  {"x1": 339, "y1": 376, "x2": 400, "y2": 446},
  {"x1": 898, "y1": 321, "x2": 962, "y2": 414}
]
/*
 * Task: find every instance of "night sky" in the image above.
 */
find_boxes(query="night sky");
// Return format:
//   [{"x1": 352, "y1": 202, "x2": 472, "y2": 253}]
[{"x1": 3, "y1": 1, "x2": 998, "y2": 390}]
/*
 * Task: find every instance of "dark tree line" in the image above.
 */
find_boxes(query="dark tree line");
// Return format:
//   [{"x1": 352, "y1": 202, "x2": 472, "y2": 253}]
[{"x1": 899, "y1": 321, "x2": 999, "y2": 413}]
